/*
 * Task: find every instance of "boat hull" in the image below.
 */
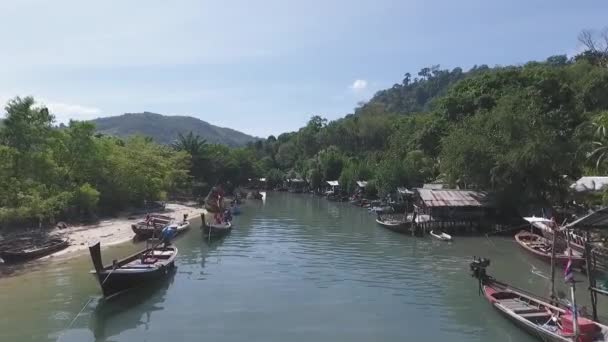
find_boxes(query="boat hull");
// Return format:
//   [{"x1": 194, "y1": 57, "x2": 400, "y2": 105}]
[
  {"x1": 131, "y1": 222, "x2": 190, "y2": 239},
  {"x1": 94, "y1": 262, "x2": 176, "y2": 298},
  {"x1": 514, "y1": 231, "x2": 585, "y2": 269},
  {"x1": 430, "y1": 231, "x2": 452, "y2": 242},
  {"x1": 0, "y1": 239, "x2": 69, "y2": 263},
  {"x1": 89, "y1": 243, "x2": 178, "y2": 298},
  {"x1": 376, "y1": 219, "x2": 412, "y2": 234},
  {"x1": 486, "y1": 289, "x2": 571, "y2": 342}
]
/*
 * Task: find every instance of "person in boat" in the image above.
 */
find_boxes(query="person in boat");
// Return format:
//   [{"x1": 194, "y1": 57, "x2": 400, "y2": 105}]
[
  {"x1": 145, "y1": 214, "x2": 151, "y2": 226},
  {"x1": 224, "y1": 209, "x2": 232, "y2": 222},
  {"x1": 161, "y1": 225, "x2": 177, "y2": 247}
]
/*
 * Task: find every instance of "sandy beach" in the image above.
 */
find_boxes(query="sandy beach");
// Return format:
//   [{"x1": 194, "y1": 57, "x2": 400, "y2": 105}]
[{"x1": 51, "y1": 202, "x2": 205, "y2": 258}]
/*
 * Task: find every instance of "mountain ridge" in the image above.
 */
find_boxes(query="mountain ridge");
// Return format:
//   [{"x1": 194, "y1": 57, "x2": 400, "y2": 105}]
[{"x1": 91, "y1": 112, "x2": 259, "y2": 146}]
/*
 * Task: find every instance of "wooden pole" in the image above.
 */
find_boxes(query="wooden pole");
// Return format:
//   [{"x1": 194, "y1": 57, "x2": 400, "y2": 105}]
[
  {"x1": 584, "y1": 230, "x2": 598, "y2": 321},
  {"x1": 549, "y1": 227, "x2": 557, "y2": 302},
  {"x1": 566, "y1": 230, "x2": 579, "y2": 340}
]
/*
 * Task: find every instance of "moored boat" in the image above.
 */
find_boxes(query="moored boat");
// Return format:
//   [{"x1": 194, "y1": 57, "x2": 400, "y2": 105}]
[
  {"x1": 375, "y1": 216, "x2": 412, "y2": 234},
  {"x1": 470, "y1": 258, "x2": 608, "y2": 342},
  {"x1": 201, "y1": 212, "x2": 232, "y2": 237},
  {"x1": 430, "y1": 230, "x2": 452, "y2": 242},
  {"x1": 0, "y1": 236, "x2": 69, "y2": 263},
  {"x1": 131, "y1": 214, "x2": 190, "y2": 239},
  {"x1": 88, "y1": 241, "x2": 177, "y2": 298},
  {"x1": 514, "y1": 230, "x2": 585, "y2": 269}
]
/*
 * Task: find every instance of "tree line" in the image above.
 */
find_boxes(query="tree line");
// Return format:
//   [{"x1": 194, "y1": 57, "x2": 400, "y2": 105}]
[
  {"x1": 247, "y1": 28, "x2": 608, "y2": 212},
  {"x1": 2, "y1": 28, "x2": 608, "y2": 227}
]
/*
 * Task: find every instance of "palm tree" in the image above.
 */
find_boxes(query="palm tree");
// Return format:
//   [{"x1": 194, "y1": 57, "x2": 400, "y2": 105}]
[
  {"x1": 172, "y1": 131, "x2": 207, "y2": 156},
  {"x1": 586, "y1": 112, "x2": 608, "y2": 170}
]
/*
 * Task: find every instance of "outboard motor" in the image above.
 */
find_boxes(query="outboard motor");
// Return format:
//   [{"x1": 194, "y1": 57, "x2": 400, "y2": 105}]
[{"x1": 470, "y1": 257, "x2": 490, "y2": 280}]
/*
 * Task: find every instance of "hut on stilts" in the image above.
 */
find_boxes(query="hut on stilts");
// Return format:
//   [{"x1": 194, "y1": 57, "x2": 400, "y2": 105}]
[{"x1": 414, "y1": 188, "x2": 496, "y2": 235}]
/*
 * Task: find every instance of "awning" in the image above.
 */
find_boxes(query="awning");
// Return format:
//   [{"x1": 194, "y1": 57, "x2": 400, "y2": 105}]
[
  {"x1": 397, "y1": 187, "x2": 415, "y2": 195},
  {"x1": 327, "y1": 181, "x2": 339, "y2": 187},
  {"x1": 356, "y1": 181, "x2": 368, "y2": 188},
  {"x1": 523, "y1": 216, "x2": 553, "y2": 224},
  {"x1": 565, "y1": 207, "x2": 608, "y2": 231}
]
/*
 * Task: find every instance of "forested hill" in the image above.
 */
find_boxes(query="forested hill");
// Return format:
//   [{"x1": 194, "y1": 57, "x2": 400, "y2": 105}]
[
  {"x1": 357, "y1": 65, "x2": 489, "y2": 115},
  {"x1": 91, "y1": 112, "x2": 258, "y2": 146},
  {"x1": 246, "y1": 31, "x2": 608, "y2": 212}
]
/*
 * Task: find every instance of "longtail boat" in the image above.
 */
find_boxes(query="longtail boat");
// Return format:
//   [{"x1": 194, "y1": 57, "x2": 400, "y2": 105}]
[
  {"x1": 470, "y1": 258, "x2": 608, "y2": 341},
  {"x1": 514, "y1": 230, "x2": 585, "y2": 269},
  {"x1": 375, "y1": 216, "x2": 412, "y2": 234},
  {"x1": 201, "y1": 212, "x2": 232, "y2": 237},
  {"x1": 0, "y1": 236, "x2": 69, "y2": 263},
  {"x1": 131, "y1": 214, "x2": 190, "y2": 239},
  {"x1": 88, "y1": 241, "x2": 177, "y2": 298},
  {"x1": 524, "y1": 216, "x2": 608, "y2": 274}
]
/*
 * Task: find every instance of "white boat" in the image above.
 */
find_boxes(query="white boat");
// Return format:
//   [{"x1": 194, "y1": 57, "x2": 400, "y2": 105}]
[{"x1": 430, "y1": 230, "x2": 452, "y2": 242}]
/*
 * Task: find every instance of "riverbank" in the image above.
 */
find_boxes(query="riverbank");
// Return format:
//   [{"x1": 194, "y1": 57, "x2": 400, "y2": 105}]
[{"x1": 51, "y1": 202, "x2": 204, "y2": 258}]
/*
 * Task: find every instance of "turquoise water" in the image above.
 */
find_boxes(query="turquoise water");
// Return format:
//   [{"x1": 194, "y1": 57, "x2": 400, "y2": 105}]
[{"x1": 0, "y1": 192, "x2": 605, "y2": 341}]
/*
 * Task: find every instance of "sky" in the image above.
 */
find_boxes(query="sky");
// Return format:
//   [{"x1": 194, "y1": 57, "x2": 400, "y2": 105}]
[{"x1": 0, "y1": 0, "x2": 607, "y2": 138}]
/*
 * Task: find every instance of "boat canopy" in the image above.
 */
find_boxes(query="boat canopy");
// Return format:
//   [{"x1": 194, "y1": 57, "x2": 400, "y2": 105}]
[{"x1": 522, "y1": 216, "x2": 553, "y2": 224}]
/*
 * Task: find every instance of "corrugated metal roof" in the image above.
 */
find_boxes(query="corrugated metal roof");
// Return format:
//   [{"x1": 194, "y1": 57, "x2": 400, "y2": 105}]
[
  {"x1": 570, "y1": 176, "x2": 608, "y2": 193},
  {"x1": 356, "y1": 181, "x2": 368, "y2": 188},
  {"x1": 327, "y1": 180, "x2": 339, "y2": 187},
  {"x1": 417, "y1": 189, "x2": 493, "y2": 207}
]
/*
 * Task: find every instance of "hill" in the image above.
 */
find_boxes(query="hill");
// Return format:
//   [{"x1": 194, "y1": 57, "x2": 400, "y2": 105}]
[{"x1": 91, "y1": 112, "x2": 258, "y2": 146}]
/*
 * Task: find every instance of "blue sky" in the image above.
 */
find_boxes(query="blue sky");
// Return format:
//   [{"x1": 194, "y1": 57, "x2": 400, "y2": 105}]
[{"x1": 0, "y1": 0, "x2": 606, "y2": 137}]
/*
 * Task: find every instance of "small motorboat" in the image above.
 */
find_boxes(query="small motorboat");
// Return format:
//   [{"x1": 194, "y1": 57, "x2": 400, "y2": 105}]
[
  {"x1": 88, "y1": 241, "x2": 177, "y2": 298},
  {"x1": 375, "y1": 216, "x2": 411, "y2": 234},
  {"x1": 0, "y1": 236, "x2": 69, "y2": 263},
  {"x1": 514, "y1": 230, "x2": 585, "y2": 269},
  {"x1": 131, "y1": 214, "x2": 190, "y2": 239},
  {"x1": 430, "y1": 230, "x2": 452, "y2": 242},
  {"x1": 230, "y1": 204, "x2": 242, "y2": 216},
  {"x1": 470, "y1": 257, "x2": 608, "y2": 342}
]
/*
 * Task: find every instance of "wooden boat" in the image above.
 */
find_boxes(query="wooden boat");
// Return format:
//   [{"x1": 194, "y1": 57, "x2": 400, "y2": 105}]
[
  {"x1": 0, "y1": 236, "x2": 69, "y2": 263},
  {"x1": 514, "y1": 230, "x2": 585, "y2": 268},
  {"x1": 131, "y1": 215, "x2": 190, "y2": 239},
  {"x1": 201, "y1": 213, "x2": 232, "y2": 236},
  {"x1": 524, "y1": 216, "x2": 608, "y2": 274},
  {"x1": 88, "y1": 241, "x2": 177, "y2": 298},
  {"x1": 430, "y1": 230, "x2": 452, "y2": 242},
  {"x1": 470, "y1": 258, "x2": 608, "y2": 342},
  {"x1": 375, "y1": 217, "x2": 412, "y2": 234}
]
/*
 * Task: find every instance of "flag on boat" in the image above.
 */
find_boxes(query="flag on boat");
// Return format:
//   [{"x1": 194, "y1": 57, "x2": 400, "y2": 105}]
[{"x1": 564, "y1": 257, "x2": 574, "y2": 282}]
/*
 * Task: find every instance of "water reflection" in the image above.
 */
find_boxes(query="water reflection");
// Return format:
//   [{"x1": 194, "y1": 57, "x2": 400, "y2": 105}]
[{"x1": 90, "y1": 267, "x2": 177, "y2": 341}]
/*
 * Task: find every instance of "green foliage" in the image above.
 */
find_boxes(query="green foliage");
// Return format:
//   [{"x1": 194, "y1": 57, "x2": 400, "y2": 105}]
[
  {"x1": 73, "y1": 183, "x2": 100, "y2": 215},
  {"x1": 246, "y1": 44, "x2": 608, "y2": 211},
  {"x1": 265, "y1": 168, "x2": 285, "y2": 188},
  {"x1": 0, "y1": 98, "x2": 192, "y2": 227}
]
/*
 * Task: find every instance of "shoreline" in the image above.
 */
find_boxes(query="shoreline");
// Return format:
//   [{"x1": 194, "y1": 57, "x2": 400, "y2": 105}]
[{"x1": 50, "y1": 202, "x2": 204, "y2": 259}]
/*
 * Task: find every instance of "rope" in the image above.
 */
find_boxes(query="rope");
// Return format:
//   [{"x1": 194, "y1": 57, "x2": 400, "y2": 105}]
[{"x1": 58, "y1": 296, "x2": 95, "y2": 339}]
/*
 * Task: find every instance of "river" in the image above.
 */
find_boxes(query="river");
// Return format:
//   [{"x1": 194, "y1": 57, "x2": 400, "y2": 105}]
[{"x1": 0, "y1": 192, "x2": 606, "y2": 341}]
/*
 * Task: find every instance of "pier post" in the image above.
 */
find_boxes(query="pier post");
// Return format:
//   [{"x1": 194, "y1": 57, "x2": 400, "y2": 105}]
[{"x1": 584, "y1": 231, "x2": 598, "y2": 321}]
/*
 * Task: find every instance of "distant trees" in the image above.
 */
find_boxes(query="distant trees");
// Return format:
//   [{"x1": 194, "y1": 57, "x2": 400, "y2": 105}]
[{"x1": 245, "y1": 30, "x2": 608, "y2": 210}]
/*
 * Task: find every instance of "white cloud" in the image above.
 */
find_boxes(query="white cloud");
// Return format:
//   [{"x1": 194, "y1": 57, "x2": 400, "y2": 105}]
[
  {"x1": 350, "y1": 79, "x2": 368, "y2": 91},
  {"x1": 34, "y1": 100, "x2": 102, "y2": 123}
]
